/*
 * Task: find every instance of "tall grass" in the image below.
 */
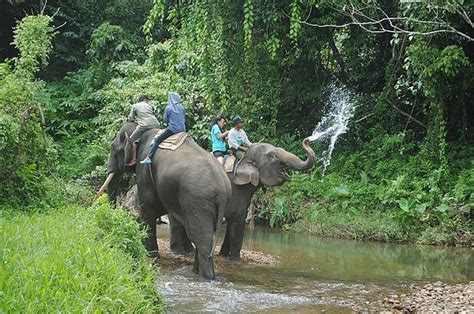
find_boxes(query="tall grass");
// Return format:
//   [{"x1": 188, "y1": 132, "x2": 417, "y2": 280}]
[{"x1": 0, "y1": 200, "x2": 163, "y2": 312}]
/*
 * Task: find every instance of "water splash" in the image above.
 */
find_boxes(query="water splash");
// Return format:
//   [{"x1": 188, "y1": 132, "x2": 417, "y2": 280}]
[{"x1": 308, "y1": 84, "x2": 355, "y2": 175}]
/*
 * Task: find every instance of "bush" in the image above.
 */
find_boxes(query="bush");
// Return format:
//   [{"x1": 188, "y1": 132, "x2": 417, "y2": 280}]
[
  {"x1": 0, "y1": 15, "x2": 56, "y2": 206},
  {"x1": 255, "y1": 133, "x2": 472, "y2": 246},
  {"x1": 0, "y1": 203, "x2": 162, "y2": 312}
]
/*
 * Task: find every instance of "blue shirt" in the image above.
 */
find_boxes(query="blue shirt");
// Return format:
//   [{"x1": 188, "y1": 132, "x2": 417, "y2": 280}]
[
  {"x1": 211, "y1": 124, "x2": 226, "y2": 152},
  {"x1": 164, "y1": 103, "x2": 186, "y2": 133}
]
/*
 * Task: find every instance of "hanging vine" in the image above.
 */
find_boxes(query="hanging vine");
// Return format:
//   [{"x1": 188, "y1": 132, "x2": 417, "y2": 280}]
[
  {"x1": 143, "y1": 0, "x2": 165, "y2": 44},
  {"x1": 243, "y1": 0, "x2": 254, "y2": 49},
  {"x1": 289, "y1": 0, "x2": 302, "y2": 44}
]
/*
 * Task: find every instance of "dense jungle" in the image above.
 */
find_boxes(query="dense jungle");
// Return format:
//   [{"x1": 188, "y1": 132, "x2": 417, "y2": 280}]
[{"x1": 1, "y1": 0, "x2": 472, "y2": 312}]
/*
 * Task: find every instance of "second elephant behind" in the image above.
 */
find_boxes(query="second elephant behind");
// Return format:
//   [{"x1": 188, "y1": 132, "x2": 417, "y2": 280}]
[{"x1": 169, "y1": 139, "x2": 315, "y2": 260}]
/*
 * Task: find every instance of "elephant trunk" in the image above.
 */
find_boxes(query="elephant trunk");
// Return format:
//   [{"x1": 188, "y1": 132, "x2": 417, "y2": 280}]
[{"x1": 277, "y1": 138, "x2": 315, "y2": 171}]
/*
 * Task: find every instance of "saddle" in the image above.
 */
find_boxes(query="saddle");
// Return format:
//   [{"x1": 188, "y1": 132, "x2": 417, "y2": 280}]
[
  {"x1": 151, "y1": 130, "x2": 189, "y2": 151},
  {"x1": 223, "y1": 155, "x2": 237, "y2": 173},
  {"x1": 208, "y1": 153, "x2": 237, "y2": 172}
]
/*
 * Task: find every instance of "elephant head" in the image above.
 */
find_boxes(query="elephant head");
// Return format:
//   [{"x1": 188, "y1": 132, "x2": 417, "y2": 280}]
[
  {"x1": 234, "y1": 138, "x2": 315, "y2": 187},
  {"x1": 94, "y1": 122, "x2": 136, "y2": 202}
]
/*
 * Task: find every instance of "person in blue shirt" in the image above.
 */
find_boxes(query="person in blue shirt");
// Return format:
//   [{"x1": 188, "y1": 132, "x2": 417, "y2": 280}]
[
  {"x1": 140, "y1": 92, "x2": 186, "y2": 164},
  {"x1": 210, "y1": 115, "x2": 229, "y2": 164}
]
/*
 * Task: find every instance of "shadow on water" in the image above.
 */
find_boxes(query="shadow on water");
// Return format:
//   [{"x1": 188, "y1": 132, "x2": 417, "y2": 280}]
[{"x1": 156, "y1": 225, "x2": 473, "y2": 312}]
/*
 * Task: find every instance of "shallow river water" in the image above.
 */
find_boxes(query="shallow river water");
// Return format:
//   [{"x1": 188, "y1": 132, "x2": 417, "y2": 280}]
[{"x1": 156, "y1": 225, "x2": 473, "y2": 312}]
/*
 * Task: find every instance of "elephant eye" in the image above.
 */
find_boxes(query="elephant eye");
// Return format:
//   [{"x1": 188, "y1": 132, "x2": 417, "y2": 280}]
[{"x1": 268, "y1": 152, "x2": 277, "y2": 160}]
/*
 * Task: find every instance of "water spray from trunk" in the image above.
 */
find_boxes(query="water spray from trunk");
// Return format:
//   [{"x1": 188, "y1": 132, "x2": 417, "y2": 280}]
[{"x1": 308, "y1": 83, "x2": 355, "y2": 176}]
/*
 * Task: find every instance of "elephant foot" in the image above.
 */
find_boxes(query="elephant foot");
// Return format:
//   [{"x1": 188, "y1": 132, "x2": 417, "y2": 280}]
[
  {"x1": 219, "y1": 250, "x2": 229, "y2": 258},
  {"x1": 147, "y1": 250, "x2": 160, "y2": 258},
  {"x1": 228, "y1": 255, "x2": 241, "y2": 263}
]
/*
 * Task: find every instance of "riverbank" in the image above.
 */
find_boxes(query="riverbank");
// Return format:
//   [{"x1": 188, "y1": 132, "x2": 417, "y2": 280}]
[
  {"x1": 0, "y1": 201, "x2": 163, "y2": 312},
  {"x1": 254, "y1": 146, "x2": 473, "y2": 246}
]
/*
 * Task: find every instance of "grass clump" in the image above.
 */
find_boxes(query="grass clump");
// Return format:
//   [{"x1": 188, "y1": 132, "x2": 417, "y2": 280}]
[{"x1": 0, "y1": 199, "x2": 163, "y2": 312}]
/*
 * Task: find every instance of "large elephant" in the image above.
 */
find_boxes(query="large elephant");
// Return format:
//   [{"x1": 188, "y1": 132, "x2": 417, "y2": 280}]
[
  {"x1": 170, "y1": 138, "x2": 315, "y2": 261},
  {"x1": 97, "y1": 122, "x2": 231, "y2": 279}
]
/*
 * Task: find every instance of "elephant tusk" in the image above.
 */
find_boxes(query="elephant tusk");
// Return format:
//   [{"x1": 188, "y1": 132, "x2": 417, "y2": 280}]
[{"x1": 93, "y1": 172, "x2": 115, "y2": 202}]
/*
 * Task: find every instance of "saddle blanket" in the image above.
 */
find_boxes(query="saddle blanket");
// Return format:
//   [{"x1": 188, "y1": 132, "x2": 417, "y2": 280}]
[
  {"x1": 224, "y1": 155, "x2": 237, "y2": 173},
  {"x1": 151, "y1": 130, "x2": 189, "y2": 151}
]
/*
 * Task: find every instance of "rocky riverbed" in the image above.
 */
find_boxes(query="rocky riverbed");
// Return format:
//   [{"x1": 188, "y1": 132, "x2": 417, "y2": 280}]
[
  {"x1": 382, "y1": 281, "x2": 473, "y2": 312},
  {"x1": 154, "y1": 238, "x2": 279, "y2": 268}
]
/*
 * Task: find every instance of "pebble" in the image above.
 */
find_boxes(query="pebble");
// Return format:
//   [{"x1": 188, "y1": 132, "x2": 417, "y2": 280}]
[{"x1": 384, "y1": 282, "x2": 474, "y2": 312}]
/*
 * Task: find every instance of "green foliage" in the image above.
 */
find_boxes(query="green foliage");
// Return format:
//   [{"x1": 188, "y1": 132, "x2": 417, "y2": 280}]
[
  {"x1": 87, "y1": 22, "x2": 135, "y2": 63},
  {"x1": 266, "y1": 197, "x2": 293, "y2": 229},
  {"x1": 95, "y1": 196, "x2": 149, "y2": 260},
  {"x1": 243, "y1": 0, "x2": 254, "y2": 49},
  {"x1": 143, "y1": 0, "x2": 165, "y2": 43},
  {"x1": 256, "y1": 134, "x2": 472, "y2": 245},
  {"x1": 12, "y1": 15, "x2": 56, "y2": 78},
  {"x1": 0, "y1": 205, "x2": 163, "y2": 312},
  {"x1": 289, "y1": 0, "x2": 302, "y2": 44},
  {"x1": 0, "y1": 14, "x2": 56, "y2": 206},
  {"x1": 404, "y1": 44, "x2": 470, "y2": 94},
  {"x1": 2, "y1": 0, "x2": 471, "y2": 247}
]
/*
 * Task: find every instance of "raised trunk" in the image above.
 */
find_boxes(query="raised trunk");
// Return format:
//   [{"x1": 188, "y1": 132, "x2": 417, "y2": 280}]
[{"x1": 276, "y1": 138, "x2": 315, "y2": 171}]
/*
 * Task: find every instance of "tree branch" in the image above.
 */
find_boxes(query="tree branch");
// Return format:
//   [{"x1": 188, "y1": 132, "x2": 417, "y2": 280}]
[
  {"x1": 282, "y1": 3, "x2": 473, "y2": 41},
  {"x1": 327, "y1": 30, "x2": 347, "y2": 79},
  {"x1": 387, "y1": 96, "x2": 426, "y2": 128}
]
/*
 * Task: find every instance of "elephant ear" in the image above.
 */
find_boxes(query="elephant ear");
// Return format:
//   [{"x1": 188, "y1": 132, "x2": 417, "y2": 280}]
[
  {"x1": 234, "y1": 158, "x2": 260, "y2": 187},
  {"x1": 123, "y1": 132, "x2": 133, "y2": 164}
]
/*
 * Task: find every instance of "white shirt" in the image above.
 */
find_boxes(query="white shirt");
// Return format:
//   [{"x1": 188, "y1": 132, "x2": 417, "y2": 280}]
[{"x1": 228, "y1": 127, "x2": 252, "y2": 150}]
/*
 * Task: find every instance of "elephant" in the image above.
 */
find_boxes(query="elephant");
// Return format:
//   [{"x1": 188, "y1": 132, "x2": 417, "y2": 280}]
[
  {"x1": 169, "y1": 138, "x2": 315, "y2": 261},
  {"x1": 96, "y1": 121, "x2": 231, "y2": 279}
]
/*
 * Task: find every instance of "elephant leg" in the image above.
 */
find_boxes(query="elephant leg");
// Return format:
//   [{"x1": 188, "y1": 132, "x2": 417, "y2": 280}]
[
  {"x1": 224, "y1": 213, "x2": 246, "y2": 261},
  {"x1": 193, "y1": 243, "x2": 215, "y2": 280},
  {"x1": 192, "y1": 249, "x2": 199, "y2": 275},
  {"x1": 191, "y1": 241, "x2": 215, "y2": 280},
  {"x1": 140, "y1": 206, "x2": 159, "y2": 257},
  {"x1": 182, "y1": 235, "x2": 194, "y2": 253},
  {"x1": 137, "y1": 190, "x2": 162, "y2": 257},
  {"x1": 107, "y1": 173, "x2": 123, "y2": 204},
  {"x1": 183, "y1": 208, "x2": 217, "y2": 279},
  {"x1": 169, "y1": 215, "x2": 194, "y2": 255}
]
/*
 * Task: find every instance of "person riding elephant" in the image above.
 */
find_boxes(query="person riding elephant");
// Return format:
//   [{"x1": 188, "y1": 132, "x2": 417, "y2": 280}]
[
  {"x1": 228, "y1": 116, "x2": 252, "y2": 159},
  {"x1": 95, "y1": 119, "x2": 231, "y2": 280},
  {"x1": 210, "y1": 115, "x2": 229, "y2": 165},
  {"x1": 140, "y1": 92, "x2": 185, "y2": 164},
  {"x1": 126, "y1": 95, "x2": 160, "y2": 166},
  {"x1": 169, "y1": 138, "x2": 315, "y2": 261}
]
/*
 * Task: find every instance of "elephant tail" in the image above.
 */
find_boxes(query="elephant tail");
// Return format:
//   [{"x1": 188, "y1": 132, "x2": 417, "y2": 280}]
[{"x1": 210, "y1": 195, "x2": 227, "y2": 259}]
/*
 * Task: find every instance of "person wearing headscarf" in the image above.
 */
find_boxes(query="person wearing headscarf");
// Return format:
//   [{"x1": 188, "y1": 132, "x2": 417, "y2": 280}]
[{"x1": 140, "y1": 92, "x2": 186, "y2": 164}]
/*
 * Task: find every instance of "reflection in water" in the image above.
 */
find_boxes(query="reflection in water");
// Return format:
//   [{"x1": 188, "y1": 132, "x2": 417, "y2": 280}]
[{"x1": 156, "y1": 225, "x2": 473, "y2": 312}]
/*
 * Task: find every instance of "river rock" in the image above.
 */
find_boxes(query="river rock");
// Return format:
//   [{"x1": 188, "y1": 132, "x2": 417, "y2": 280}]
[{"x1": 385, "y1": 281, "x2": 474, "y2": 312}]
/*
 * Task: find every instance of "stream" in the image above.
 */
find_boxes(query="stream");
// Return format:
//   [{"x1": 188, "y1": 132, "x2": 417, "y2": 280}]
[{"x1": 156, "y1": 225, "x2": 473, "y2": 312}]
